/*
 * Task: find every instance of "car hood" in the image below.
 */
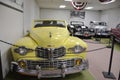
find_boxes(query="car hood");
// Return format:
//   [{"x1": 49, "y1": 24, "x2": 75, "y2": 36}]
[{"x1": 30, "y1": 27, "x2": 70, "y2": 48}]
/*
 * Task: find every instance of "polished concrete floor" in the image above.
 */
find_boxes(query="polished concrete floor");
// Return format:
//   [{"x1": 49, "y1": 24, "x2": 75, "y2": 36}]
[{"x1": 85, "y1": 39, "x2": 120, "y2": 80}]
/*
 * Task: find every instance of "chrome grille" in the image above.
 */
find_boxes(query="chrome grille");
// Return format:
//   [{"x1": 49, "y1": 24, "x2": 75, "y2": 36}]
[
  {"x1": 26, "y1": 59, "x2": 75, "y2": 70},
  {"x1": 36, "y1": 47, "x2": 66, "y2": 59}
]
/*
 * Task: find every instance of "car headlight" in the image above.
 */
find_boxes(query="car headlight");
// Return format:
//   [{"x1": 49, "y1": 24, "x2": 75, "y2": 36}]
[
  {"x1": 76, "y1": 59, "x2": 82, "y2": 66},
  {"x1": 90, "y1": 29, "x2": 94, "y2": 32},
  {"x1": 14, "y1": 46, "x2": 28, "y2": 55},
  {"x1": 68, "y1": 45, "x2": 86, "y2": 54}
]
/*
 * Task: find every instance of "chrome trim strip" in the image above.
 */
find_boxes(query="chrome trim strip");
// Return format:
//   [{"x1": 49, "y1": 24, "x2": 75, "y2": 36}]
[{"x1": 11, "y1": 59, "x2": 88, "y2": 78}]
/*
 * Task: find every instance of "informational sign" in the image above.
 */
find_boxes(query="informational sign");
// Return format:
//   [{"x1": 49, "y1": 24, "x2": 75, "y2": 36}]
[{"x1": 70, "y1": 11, "x2": 85, "y2": 19}]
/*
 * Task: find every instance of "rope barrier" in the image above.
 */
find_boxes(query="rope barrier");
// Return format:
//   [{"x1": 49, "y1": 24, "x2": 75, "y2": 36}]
[
  {"x1": 0, "y1": 39, "x2": 108, "y2": 53},
  {"x1": 87, "y1": 47, "x2": 107, "y2": 52}
]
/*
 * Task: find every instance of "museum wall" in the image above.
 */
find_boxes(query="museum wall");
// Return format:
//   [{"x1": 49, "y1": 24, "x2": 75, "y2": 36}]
[
  {"x1": 39, "y1": 8, "x2": 100, "y2": 27},
  {"x1": 101, "y1": 7, "x2": 120, "y2": 30},
  {"x1": 0, "y1": 4, "x2": 23, "y2": 78},
  {"x1": 69, "y1": 10, "x2": 100, "y2": 27},
  {"x1": 40, "y1": 7, "x2": 120, "y2": 29},
  {"x1": 23, "y1": 0, "x2": 40, "y2": 35},
  {"x1": 84, "y1": 10, "x2": 101, "y2": 27},
  {"x1": 0, "y1": 0, "x2": 40, "y2": 78},
  {"x1": 40, "y1": 8, "x2": 70, "y2": 23}
]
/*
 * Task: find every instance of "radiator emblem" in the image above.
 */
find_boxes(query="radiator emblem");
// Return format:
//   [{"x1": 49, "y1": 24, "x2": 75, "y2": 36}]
[{"x1": 49, "y1": 32, "x2": 52, "y2": 38}]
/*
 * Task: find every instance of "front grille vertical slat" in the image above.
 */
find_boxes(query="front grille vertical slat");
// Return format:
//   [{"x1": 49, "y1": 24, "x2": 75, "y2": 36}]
[{"x1": 36, "y1": 47, "x2": 66, "y2": 59}]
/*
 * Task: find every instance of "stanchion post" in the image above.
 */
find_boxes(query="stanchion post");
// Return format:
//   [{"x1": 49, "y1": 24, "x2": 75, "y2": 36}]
[
  {"x1": 102, "y1": 35, "x2": 116, "y2": 79},
  {"x1": 0, "y1": 50, "x2": 4, "y2": 80},
  {"x1": 118, "y1": 70, "x2": 120, "y2": 80}
]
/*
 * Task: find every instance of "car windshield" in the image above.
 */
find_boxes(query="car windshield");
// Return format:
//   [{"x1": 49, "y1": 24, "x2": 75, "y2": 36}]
[
  {"x1": 71, "y1": 21, "x2": 84, "y2": 26},
  {"x1": 34, "y1": 20, "x2": 66, "y2": 28}
]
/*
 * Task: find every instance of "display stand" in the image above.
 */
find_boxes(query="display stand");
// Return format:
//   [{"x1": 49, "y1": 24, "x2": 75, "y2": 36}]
[
  {"x1": 106, "y1": 36, "x2": 112, "y2": 48},
  {"x1": 95, "y1": 38, "x2": 101, "y2": 41},
  {"x1": 102, "y1": 35, "x2": 116, "y2": 79},
  {"x1": 0, "y1": 50, "x2": 4, "y2": 80}
]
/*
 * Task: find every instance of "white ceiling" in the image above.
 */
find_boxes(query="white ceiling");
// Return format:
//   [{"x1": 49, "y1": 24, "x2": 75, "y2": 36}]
[{"x1": 36, "y1": 0, "x2": 120, "y2": 10}]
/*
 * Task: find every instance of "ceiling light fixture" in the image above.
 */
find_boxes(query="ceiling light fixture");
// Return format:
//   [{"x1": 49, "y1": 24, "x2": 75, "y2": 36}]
[
  {"x1": 85, "y1": 7, "x2": 93, "y2": 9},
  {"x1": 65, "y1": 0, "x2": 72, "y2": 1},
  {"x1": 99, "y1": 0, "x2": 116, "y2": 4},
  {"x1": 59, "y1": 5, "x2": 66, "y2": 8}
]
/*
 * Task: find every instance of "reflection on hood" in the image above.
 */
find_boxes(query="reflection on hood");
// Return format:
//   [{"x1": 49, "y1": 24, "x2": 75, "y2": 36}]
[{"x1": 30, "y1": 27, "x2": 69, "y2": 48}]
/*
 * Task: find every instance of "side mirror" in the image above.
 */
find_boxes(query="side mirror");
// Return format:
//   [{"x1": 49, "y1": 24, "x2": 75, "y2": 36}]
[{"x1": 25, "y1": 30, "x2": 30, "y2": 36}]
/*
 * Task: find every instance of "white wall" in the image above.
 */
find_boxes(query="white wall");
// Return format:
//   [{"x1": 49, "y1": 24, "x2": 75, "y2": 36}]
[
  {"x1": 101, "y1": 7, "x2": 120, "y2": 29},
  {"x1": 23, "y1": 0, "x2": 40, "y2": 35},
  {"x1": 40, "y1": 8, "x2": 70, "y2": 23},
  {"x1": 40, "y1": 8, "x2": 100, "y2": 27},
  {"x1": 0, "y1": 0, "x2": 40, "y2": 78},
  {"x1": 85, "y1": 10, "x2": 100, "y2": 27},
  {"x1": 0, "y1": 4, "x2": 23, "y2": 78},
  {"x1": 40, "y1": 7, "x2": 120, "y2": 29}
]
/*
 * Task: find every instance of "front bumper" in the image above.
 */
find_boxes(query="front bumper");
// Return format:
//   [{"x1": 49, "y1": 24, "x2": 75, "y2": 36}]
[
  {"x1": 11, "y1": 59, "x2": 88, "y2": 79},
  {"x1": 95, "y1": 32, "x2": 110, "y2": 37},
  {"x1": 74, "y1": 32, "x2": 94, "y2": 37}
]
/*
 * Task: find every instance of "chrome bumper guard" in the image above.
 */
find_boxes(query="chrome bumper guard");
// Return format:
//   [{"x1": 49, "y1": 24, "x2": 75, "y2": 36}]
[{"x1": 11, "y1": 59, "x2": 88, "y2": 79}]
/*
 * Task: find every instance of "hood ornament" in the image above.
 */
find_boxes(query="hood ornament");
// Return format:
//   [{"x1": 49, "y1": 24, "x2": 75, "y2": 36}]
[{"x1": 49, "y1": 32, "x2": 52, "y2": 38}]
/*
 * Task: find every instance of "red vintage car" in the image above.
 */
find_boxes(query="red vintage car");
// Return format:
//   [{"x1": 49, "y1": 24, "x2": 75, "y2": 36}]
[{"x1": 111, "y1": 23, "x2": 120, "y2": 43}]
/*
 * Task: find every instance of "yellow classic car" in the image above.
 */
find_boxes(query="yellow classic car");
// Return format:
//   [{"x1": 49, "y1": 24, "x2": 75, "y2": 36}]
[{"x1": 11, "y1": 20, "x2": 88, "y2": 79}]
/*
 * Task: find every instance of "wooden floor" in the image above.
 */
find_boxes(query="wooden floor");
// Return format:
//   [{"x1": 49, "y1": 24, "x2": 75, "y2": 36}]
[{"x1": 85, "y1": 39, "x2": 120, "y2": 80}]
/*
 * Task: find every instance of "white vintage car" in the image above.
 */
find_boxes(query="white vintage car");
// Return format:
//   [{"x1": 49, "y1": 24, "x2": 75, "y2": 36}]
[{"x1": 90, "y1": 21, "x2": 110, "y2": 37}]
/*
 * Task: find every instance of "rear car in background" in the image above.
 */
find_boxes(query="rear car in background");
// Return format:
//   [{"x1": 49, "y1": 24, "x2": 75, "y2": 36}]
[
  {"x1": 11, "y1": 20, "x2": 88, "y2": 79},
  {"x1": 89, "y1": 21, "x2": 110, "y2": 37}
]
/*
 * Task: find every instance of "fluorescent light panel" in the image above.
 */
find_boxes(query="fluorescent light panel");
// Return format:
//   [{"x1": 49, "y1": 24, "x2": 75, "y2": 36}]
[
  {"x1": 85, "y1": 7, "x2": 93, "y2": 9},
  {"x1": 59, "y1": 5, "x2": 66, "y2": 8}
]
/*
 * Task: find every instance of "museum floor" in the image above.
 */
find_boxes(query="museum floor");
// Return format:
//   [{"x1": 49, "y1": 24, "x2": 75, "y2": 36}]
[
  {"x1": 85, "y1": 38, "x2": 120, "y2": 80},
  {"x1": 5, "y1": 38, "x2": 120, "y2": 80}
]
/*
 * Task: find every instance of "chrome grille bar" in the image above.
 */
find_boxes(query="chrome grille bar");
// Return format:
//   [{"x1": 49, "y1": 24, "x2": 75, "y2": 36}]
[{"x1": 26, "y1": 59, "x2": 75, "y2": 70}]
